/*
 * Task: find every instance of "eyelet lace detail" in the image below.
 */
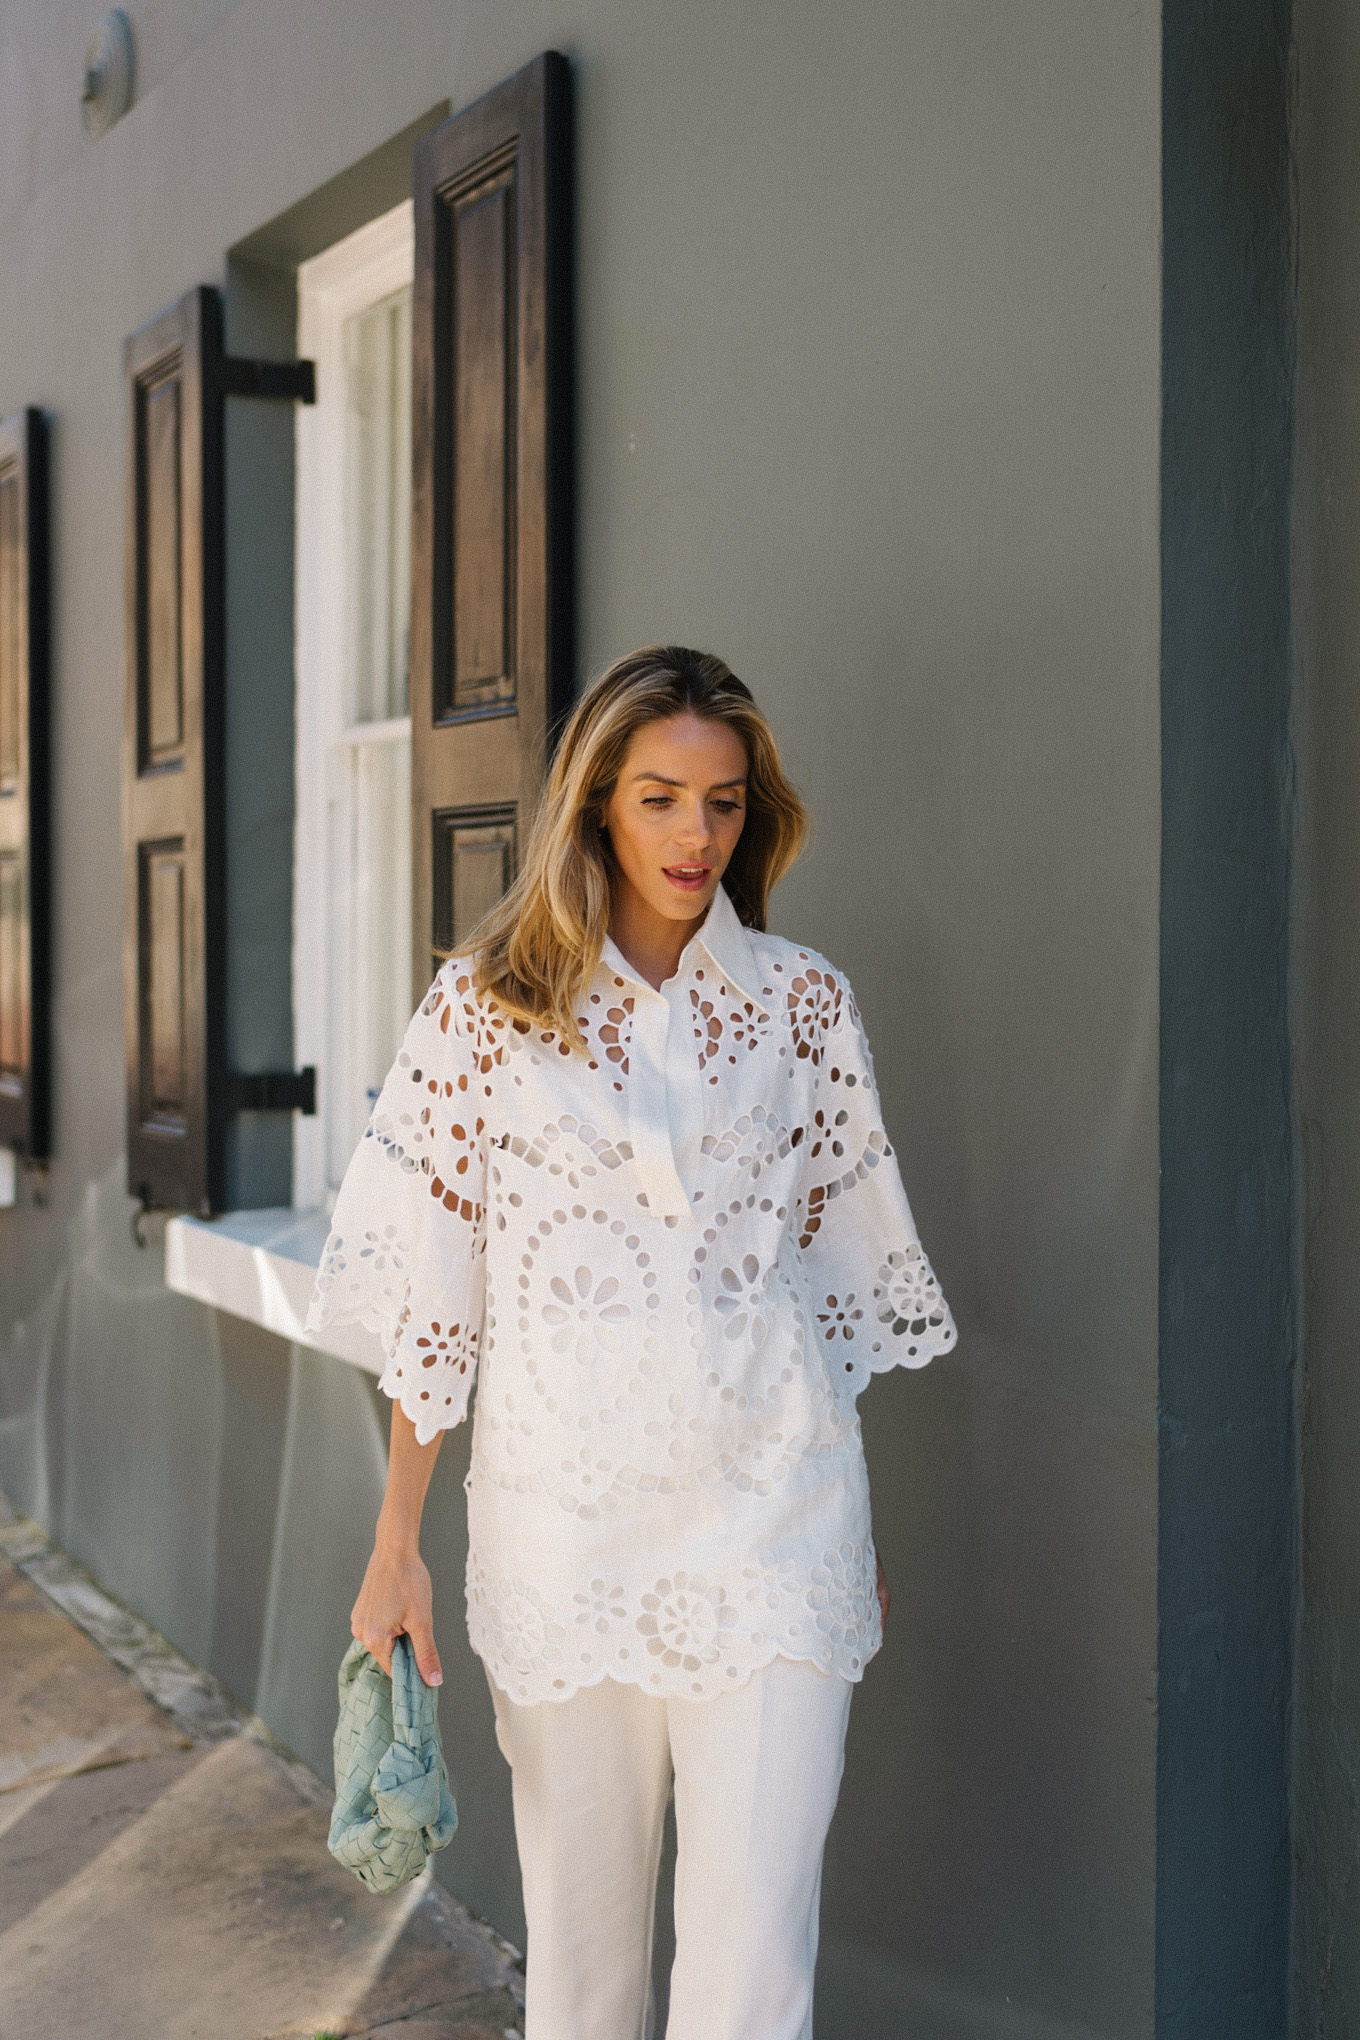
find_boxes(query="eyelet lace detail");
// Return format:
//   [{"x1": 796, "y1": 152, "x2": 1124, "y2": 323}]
[
  {"x1": 467, "y1": 1536, "x2": 883, "y2": 1703},
  {"x1": 691, "y1": 974, "x2": 773, "y2": 1084},
  {"x1": 309, "y1": 899, "x2": 955, "y2": 1689}
]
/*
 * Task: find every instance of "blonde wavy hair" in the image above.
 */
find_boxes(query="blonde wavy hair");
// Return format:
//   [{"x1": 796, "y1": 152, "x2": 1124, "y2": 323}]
[{"x1": 468, "y1": 645, "x2": 807, "y2": 1045}]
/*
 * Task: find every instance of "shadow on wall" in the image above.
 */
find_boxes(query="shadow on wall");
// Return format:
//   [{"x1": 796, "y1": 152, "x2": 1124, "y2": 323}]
[
  {"x1": 0, "y1": 1157, "x2": 389, "y2": 1772},
  {"x1": 0, "y1": 1154, "x2": 521, "y2": 1938}
]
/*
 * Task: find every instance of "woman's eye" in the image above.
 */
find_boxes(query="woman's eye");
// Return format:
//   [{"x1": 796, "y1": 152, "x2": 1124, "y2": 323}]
[
  {"x1": 713, "y1": 800, "x2": 743, "y2": 815},
  {"x1": 642, "y1": 795, "x2": 673, "y2": 809}
]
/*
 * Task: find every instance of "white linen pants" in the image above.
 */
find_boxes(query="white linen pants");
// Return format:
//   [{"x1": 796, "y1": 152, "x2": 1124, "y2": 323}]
[{"x1": 490, "y1": 1655, "x2": 853, "y2": 2040}]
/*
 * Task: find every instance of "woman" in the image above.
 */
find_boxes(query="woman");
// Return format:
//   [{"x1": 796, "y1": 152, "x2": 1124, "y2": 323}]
[{"x1": 308, "y1": 645, "x2": 955, "y2": 2039}]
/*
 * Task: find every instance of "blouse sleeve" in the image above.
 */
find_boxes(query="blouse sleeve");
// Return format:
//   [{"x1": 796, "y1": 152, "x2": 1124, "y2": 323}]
[
  {"x1": 305, "y1": 963, "x2": 489, "y2": 1443},
  {"x1": 792, "y1": 969, "x2": 957, "y2": 1397}
]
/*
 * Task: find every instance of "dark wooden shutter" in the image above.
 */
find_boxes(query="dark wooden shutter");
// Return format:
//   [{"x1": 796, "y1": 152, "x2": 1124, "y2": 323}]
[
  {"x1": 410, "y1": 50, "x2": 573, "y2": 998},
  {"x1": 0, "y1": 410, "x2": 50, "y2": 1158},
  {"x1": 123, "y1": 288, "x2": 226, "y2": 1216}
]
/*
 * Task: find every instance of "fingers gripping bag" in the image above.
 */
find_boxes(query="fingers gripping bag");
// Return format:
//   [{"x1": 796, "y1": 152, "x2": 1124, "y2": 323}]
[{"x1": 328, "y1": 1633, "x2": 457, "y2": 1894}]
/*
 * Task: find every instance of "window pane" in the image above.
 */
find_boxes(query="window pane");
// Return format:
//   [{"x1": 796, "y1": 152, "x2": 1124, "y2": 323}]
[
  {"x1": 353, "y1": 735, "x2": 413, "y2": 1129},
  {"x1": 296, "y1": 204, "x2": 415, "y2": 1215},
  {"x1": 326, "y1": 734, "x2": 412, "y2": 1193},
  {"x1": 344, "y1": 289, "x2": 412, "y2": 724}
]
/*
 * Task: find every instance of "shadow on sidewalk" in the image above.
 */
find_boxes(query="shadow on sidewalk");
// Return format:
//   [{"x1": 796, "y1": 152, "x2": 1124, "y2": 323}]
[{"x1": 0, "y1": 1493, "x2": 524, "y2": 2040}]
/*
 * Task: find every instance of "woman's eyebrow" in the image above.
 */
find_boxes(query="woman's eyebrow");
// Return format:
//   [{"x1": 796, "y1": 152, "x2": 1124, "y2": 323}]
[{"x1": 630, "y1": 772, "x2": 747, "y2": 789}]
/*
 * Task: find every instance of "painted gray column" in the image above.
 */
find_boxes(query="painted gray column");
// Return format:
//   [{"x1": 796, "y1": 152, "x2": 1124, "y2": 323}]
[{"x1": 1158, "y1": 4, "x2": 1296, "y2": 2033}]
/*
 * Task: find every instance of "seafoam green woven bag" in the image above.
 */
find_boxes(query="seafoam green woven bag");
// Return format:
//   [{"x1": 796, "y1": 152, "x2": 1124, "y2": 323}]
[{"x1": 328, "y1": 1634, "x2": 458, "y2": 1894}]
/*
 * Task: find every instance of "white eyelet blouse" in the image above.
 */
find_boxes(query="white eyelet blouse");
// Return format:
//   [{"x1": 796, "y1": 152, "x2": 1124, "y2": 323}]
[{"x1": 307, "y1": 886, "x2": 956, "y2": 1704}]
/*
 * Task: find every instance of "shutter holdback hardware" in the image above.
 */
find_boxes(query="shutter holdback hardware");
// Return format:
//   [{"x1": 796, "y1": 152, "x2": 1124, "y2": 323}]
[
  {"x1": 218, "y1": 356, "x2": 316, "y2": 405},
  {"x1": 227, "y1": 1067, "x2": 317, "y2": 1116}
]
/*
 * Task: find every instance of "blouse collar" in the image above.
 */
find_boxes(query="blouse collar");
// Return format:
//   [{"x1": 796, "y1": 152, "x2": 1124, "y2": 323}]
[{"x1": 601, "y1": 883, "x2": 769, "y2": 1014}]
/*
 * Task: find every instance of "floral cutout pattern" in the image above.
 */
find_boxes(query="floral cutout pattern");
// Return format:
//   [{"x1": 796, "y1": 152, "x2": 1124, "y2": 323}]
[
  {"x1": 387, "y1": 1314, "x2": 482, "y2": 1421},
  {"x1": 469, "y1": 1568, "x2": 569, "y2": 1687},
  {"x1": 714, "y1": 1254, "x2": 772, "y2": 1345},
  {"x1": 787, "y1": 965, "x2": 843, "y2": 1065},
  {"x1": 795, "y1": 1129, "x2": 889, "y2": 1252},
  {"x1": 543, "y1": 1268, "x2": 631, "y2": 1362},
  {"x1": 806, "y1": 1542, "x2": 878, "y2": 1651},
  {"x1": 691, "y1": 972, "x2": 772, "y2": 1084},
  {"x1": 637, "y1": 1573, "x2": 737, "y2": 1672},
  {"x1": 816, "y1": 1293, "x2": 864, "y2": 1342},
  {"x1": 585, "y1": 983, "x2": 635, "y2": 1092},
  {"x1": 469, "y1": 1538, "x2": 882, "y2": 1703},
  {"x1": 700, "y1": 1103, "x2": 798, "y2": 1180},
  {"x1": 309, "y1": 887, "x2": 955, "y2": 1702},
  {"x1": 871, "y1": 1244, "x2": 954, "y2": 1362},
  {"x1": 491, "y1": 1116, "x2": 631, "y2": 1199}
]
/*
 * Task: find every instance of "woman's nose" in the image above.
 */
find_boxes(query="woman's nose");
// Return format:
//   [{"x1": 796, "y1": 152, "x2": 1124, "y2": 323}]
[{"x1": 674, "y1": 800, "x2": 712, "y2": 847}]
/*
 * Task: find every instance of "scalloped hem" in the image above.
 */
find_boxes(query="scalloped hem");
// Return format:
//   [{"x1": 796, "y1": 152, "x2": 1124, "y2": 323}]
[
  {"x1": 306, "y1": 1297, "x2": 482, "y2": 1442},
  {"x1": 866, "y1": 1331, "x2": 953, "y2": 1378},
  {"x1": 377, "y1": 1367, "x2": 473, "y2": 1444},
  {"x1": 470, "y1": 1636, "x2": 877, "y2": 1708},
  {"x1": 303, "y1": 1297, "x2": 396, "y2": 1351}
]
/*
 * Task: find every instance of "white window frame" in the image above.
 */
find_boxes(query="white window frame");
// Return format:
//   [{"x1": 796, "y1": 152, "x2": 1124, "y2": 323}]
[
  {"x1": 165, "y1": 202, "x2": 414, "y2": 1367},
  {"x1": 292, "y1": 200, "x2": 414, "y2": 1215}
]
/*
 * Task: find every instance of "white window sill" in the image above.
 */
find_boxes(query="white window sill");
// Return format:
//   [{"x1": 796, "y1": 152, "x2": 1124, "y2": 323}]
[{"x1": 164, "y1": 1207, "x2": 383, "y2": 1376}]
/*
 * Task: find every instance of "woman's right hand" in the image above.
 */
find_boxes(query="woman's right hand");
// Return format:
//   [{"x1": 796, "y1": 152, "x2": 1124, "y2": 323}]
[{"x1": 350, "y1": 1536, "x2": 443, "y2": 1686}]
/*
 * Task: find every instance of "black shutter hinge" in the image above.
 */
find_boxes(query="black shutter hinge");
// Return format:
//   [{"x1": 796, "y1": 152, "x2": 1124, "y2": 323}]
[
  {"x1": 227, "y1": 1067, "x2": 317, "y2": 1115},
  {"x1": 219, "y1": 357, "x2": 316, "y2": 404}
]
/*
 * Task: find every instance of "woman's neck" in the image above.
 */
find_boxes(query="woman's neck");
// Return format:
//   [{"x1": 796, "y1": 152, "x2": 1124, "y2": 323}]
[{"x1": 608, "y1": 886, "x2": 707, "y2": 991}]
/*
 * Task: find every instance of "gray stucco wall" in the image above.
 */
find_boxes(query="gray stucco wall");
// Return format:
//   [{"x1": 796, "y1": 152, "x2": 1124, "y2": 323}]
[
  {"x1": 0, "y1": 4, "x2": 1162, "y2": 2034},
  {"x1": 1293, "y1": 1, "x2": 1360, "y2": 2030}
]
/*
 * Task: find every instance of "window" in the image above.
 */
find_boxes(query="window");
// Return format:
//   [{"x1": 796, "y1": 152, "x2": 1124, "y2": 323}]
[
  {"x1": 293, "y1": 203, "x2": 414, "y2": 1213},
  {"x1": 165, "y1": 67, "x2": 568, "y2": 1351}
]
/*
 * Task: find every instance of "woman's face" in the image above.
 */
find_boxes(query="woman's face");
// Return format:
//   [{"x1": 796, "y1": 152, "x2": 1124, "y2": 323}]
[{"x1": 601, "y1": 712, "x2": 749, "y2": 929}]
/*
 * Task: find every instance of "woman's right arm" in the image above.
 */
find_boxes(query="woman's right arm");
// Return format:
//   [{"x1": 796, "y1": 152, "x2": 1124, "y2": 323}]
[
  {"x1": 350, "y1": 1402, "x2": 445, "y2": 1683},
  {"x1": 313, "y1": 967, "x2": 490, "y2": 1686}
]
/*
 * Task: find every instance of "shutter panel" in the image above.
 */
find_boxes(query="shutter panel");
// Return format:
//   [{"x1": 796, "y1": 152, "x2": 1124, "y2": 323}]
[
  {"x1": 0, "y1": 409, "x2": 50, "y2": 1158},
  {"x1": 123, "y1": 288, "x2": 226, "y2": 1216},
  {"x1": 411, "y1": 50, "x2": 573, "y2": 998}
]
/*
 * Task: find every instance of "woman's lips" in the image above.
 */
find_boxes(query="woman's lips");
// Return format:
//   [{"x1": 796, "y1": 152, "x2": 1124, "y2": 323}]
[{"x1": 663, "y1": 864, "x2": 712, "y2": 893}]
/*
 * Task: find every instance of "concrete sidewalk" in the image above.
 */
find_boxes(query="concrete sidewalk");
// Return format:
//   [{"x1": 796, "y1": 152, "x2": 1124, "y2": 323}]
[{"x1": 0, "y1": 1494, "x2": 524, "y2": 2040}]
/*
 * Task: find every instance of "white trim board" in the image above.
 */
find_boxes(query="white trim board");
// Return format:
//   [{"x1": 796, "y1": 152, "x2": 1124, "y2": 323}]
[
  {"x1": 164, "y1": 1210, "x2": 383, "y2": 1375},
  {"x1": 293, "y1": 199, "x2": 414, "y2": 1214}
]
